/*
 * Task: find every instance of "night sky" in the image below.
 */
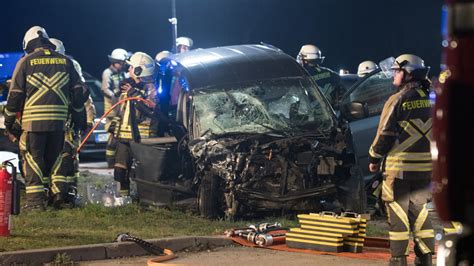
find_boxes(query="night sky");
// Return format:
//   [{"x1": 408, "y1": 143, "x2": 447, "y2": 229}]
[{"x1": 2, "y1": 0, "x2": 443, "y2": 78}]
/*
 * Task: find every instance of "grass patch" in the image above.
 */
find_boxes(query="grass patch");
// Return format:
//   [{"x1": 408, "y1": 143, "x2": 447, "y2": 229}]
[
  {"x1": 0, "y1": 172, "x2": 388, "y2": 251},
  {"x1": 0, "y1": 204, "x2": 298, "y2": 252}
]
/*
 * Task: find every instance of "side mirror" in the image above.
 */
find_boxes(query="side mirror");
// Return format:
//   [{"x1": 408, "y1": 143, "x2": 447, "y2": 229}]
[{"x1": 341, "y1": 101, "x2": 369, "y2": 121}]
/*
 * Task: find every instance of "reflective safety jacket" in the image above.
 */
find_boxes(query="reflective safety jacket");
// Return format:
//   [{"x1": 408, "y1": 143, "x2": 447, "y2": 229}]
[
  {"x1": 114, "y1": 78, "x2": 157, "y2": 141},
  {"x1": 304, "y1": 65, "x2": 343, "y2": 104},
  {"x1": 101, "y1": 67, "x2": 127, "y2": 115},
  {"x1": 369, "y1": 81, "x2": 433, "y2": 178},
  {"x1": 5, "y1": 48, "x2": 88, "y2": 132}
]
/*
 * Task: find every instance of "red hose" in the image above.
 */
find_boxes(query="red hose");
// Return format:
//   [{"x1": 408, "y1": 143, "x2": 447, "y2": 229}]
[{"x1": 76, "y1": 97, "x2": 155, "y2": 154}]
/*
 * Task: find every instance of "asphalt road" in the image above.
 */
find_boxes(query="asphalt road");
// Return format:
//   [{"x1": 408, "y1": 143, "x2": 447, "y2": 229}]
[{"x1": 80, "y1": 246, "x2": 386, "y2": 266}]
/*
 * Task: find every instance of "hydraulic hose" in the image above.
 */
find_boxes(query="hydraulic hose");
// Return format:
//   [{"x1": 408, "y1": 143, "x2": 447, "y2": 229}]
[{"x1": 76, "y1": 97, "x2": 155, "y2": 154}]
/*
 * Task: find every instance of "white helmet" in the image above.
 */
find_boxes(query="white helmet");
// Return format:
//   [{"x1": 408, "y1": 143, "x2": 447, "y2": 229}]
[
  {"x1": 298, "y1": 44, "x2": 324, "y2": 61},
  {"x1": 126, "y1": 52, "x2": 155, "y2": 79},
  {"x1": 155, "y1": 50, "x2": 172, "y2": 62},
  {"x1": 49, "y1": 38, "x2": 65, "y2": 55},
  {"x1": 391, "y1": 54, "x2": 430, "y2": 79},
  {"x1": 357, "y1": 60, "x2": 378, "y2": 77},
  {"x1": 176, "y1": 37, "x2": 193, "y2": 48},
  {"x1": 23, "y1": 26, "x2": 49, "y2": 51},
  {"x1": 108, "y1": 48, "x2": 128, "y2": 62}
]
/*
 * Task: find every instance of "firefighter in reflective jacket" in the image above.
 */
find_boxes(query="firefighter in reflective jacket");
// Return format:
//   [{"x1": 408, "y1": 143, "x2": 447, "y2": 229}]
[
  {"x1": 48, "y1": 38, "x2": 96, "y2": 207},
  {"x1": 368, "y1": 54, "x2": 434, "y2": 266},
  {"x1": 112, "y1": 52, "x2": 157, "y2": 196},
  {"x1": 297, "y1": 44, "x2": 343, "y2": 105},
  {"x1": 3, "y1": 26, "x2": 89, "y2": 211},
  {"x1": 102, "y1": 48, "x2": 128, "y2": 168}
]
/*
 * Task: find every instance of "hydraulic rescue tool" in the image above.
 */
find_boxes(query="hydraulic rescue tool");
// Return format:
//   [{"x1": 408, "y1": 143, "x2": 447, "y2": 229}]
[{"x1": 225, "y1": 222, "x2": 287, "y2": 247}]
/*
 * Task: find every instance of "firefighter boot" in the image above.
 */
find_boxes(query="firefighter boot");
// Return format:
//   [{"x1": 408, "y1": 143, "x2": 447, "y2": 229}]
[
  {"x1": 52, "y1": 193, "x2": 65, "y2": 210},
  {"x1": 414, "y1": 242, "x2": 433, "y2": 266},
  {"x1": 389, "y1": 256, "x2": 407, "y2": 266}
]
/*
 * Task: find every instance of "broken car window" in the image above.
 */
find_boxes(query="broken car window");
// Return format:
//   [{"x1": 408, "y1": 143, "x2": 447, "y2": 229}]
[{"x1": 192, "y1": 77, "x2": 334, "y2": 136}]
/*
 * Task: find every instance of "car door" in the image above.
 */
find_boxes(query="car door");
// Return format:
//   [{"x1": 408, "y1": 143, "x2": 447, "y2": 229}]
[{"x1": 339, "y1": 69, "x2": 397, "y2": 182}]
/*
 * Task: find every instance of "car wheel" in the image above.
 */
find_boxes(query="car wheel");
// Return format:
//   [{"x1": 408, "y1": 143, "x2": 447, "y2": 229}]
[{"x1": 197, "y1": 172, "x2": 220, "y2": 219}]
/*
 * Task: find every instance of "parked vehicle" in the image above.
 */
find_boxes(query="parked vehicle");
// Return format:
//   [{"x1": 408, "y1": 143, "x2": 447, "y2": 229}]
[
  {"x1": 130, "y1": 44, "x2": 365, "y2": 219},
  {"x1": 80, "y1": 72, "x2": 107, "y2": 155}
]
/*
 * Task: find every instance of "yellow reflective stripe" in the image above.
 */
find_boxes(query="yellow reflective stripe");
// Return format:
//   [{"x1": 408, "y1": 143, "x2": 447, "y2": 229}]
[
  {"x1": 52, "y1": 176, "x2": 67, "y2": 182},
  {"x1": 33, "y1": 72, "x2": 66, "y2": 87},
  {"x1": 387, "y1": 152, "x2": 431, "y2": 161},
  {"x1": 369, "y1": 146, "x2": 384, "y2": 158},
  {"x1": 414, "y1": 204, "x2": 429, "y2": 232},
  {"x1": 286, "y1": 233, "x2": 343, "y2": 242},
  {"x1": 26, "y1": 186, "x2": 45, "y2": 194},
  {"x1": 3, "y1": 108, "x2": 16, "y2": 116},
  {"x1": 26, "y1": 76, "x2": 50, "y2": 107},
  {"x1": 389, "y1": 231, "x2": 410, "y2": 240},
  {"x1": 26, "y1": 72, "x2": 70, "y2": 106},
  {"x1": 385, "y1": 164, "x2": 432, "y2": 171},
  {"x1": 416, "y1": 88, "x2": 426, "y2": 97},
  {"x1": 22, "y1": 117, "x2": 68, "y2": 123},
  {"x1": 416, "y1": 238, "x2": 432, "y2": 254},
  {"x1": 51, "y1": 184, "x2": 60, "y2": 194},
  {"x1": 106, "y1": 150, "x2": 115, "y2": 156},
  {"x1": 414, "y1": 229, "x2": 434, "y2": 239},
  {"x1": 286, "y1": 237, "x2": 343, "y2": 247},
  {"x1": 24, "y1": 105, "x2": 68, "y2": 112},
  {"x1": 382, "y1": 180, "x2": 394, "y2": 200},
  {"x1": 66, "y1": 176, "x2": 76, "y2": 183},
  {"x1": 388, "y1": 201, "x2": 410, "y2": 230},
  {"x1": 25, "y1": 152, "x2": 45, "y2": 183}
]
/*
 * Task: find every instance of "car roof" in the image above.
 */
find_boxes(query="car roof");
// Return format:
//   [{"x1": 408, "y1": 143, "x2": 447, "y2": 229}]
[{"x1": 169, "y1": 44, "x2": 307, "y2": 90}]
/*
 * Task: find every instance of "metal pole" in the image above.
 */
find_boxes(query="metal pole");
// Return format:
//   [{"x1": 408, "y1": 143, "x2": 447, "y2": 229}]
[{"x1": 169, "y1": 0, "x2": 178, "y2": 53}]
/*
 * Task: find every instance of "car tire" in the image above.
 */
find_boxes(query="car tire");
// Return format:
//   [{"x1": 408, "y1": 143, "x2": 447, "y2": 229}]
[{"x1": 197, "y1": 172, "x2": 220, "y2": 219}]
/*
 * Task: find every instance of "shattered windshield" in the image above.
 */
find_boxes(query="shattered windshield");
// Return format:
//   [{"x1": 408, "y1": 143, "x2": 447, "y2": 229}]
[{"x1": 193, "y1": 77, "x2": 334, "y2": 136}]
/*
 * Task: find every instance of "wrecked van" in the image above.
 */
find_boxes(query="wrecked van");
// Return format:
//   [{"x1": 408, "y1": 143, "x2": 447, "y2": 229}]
[{"x1": 131, "y1": 45, "x2": 365, "y2": 219}]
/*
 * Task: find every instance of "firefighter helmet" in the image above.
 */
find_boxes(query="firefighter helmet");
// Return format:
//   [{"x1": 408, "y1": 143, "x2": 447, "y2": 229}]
[
  {"x1": 49, "y1": 38, "x2": 65, "y2": 55},
  {"x1": 108, "y1": 48, "x2": 128, "y2": 63},
  {"x1": 298, "y1": 44, "x2": 324, "y2": 60},
  {"x1": 23, "y1": 26, "x2": 49, "y2": 51},
  {"x1": 357, "y1": 60, "x2": 378, "y2": 77},
  {"x1": 155, "y1": 50, "x2": 172, "y2": 62},
  {"x1": 127, "y1": 52, "x2": 155, "y2": 79},
  {"x1": 391, "y1": 54, "x2": 430, "y2": 80},
  {"x1": 176, "y1": 37, "x2": 193, "y2": 48}
]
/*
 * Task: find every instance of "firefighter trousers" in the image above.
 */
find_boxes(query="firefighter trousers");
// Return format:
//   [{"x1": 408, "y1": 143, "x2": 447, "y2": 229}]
[
  {"x1": 51, "y1": 135, "x2": 79, "y2": 201},
  {"x1": 384, "y1": 173, "x2": 434, "y2": 257},
  {"x1": 106, "y1": 133, "x2": 118, "y2": 168},
  {"x1": 22, "y1": 131, "x2": 64, "y2": 205},
  {"x1": 113, "y1": 141, "x2": 132, "y2": 196}
]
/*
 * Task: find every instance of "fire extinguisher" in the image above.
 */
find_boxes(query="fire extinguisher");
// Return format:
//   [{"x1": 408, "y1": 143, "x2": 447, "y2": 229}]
[{"x1": 0, "y1": 159, "x2": 21, "y2": 237}]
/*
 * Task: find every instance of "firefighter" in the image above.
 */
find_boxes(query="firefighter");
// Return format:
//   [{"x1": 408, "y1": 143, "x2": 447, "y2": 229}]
[
  {"x1": 368, "y1": 54, "x2": 434, "y2": 266},
  {"x1": 49, "y1": 38, "x2": 96, "y2": 207},
  {"x1": 3, "y1": 26, "x2": 89, "y2": 211},
  {"x1": 297, "y1": 44, "x2": 343, "y2": 104},
  {"x1": 102, "y1": 48, "x2": 128, "y2": 168},
  {"x1": 113, "y1": 52, "x2": 157, "y2": 196},
  {"x1": 357, "y1": 60, "x2": 379, "y2": 77},
  {"x1": 176, "y1": 37, "x2": 193, "y2": 54}
]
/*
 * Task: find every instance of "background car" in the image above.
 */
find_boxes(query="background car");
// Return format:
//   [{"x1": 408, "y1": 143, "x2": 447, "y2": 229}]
[{"x1": 79, "y1": 72, "x2": 107, "y2": 156}]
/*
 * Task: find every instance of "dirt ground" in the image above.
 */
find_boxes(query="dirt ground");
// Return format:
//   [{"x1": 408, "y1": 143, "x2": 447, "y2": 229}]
[{"x1": 80, "y1": 246, "x2": 387, "y2": 266}]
